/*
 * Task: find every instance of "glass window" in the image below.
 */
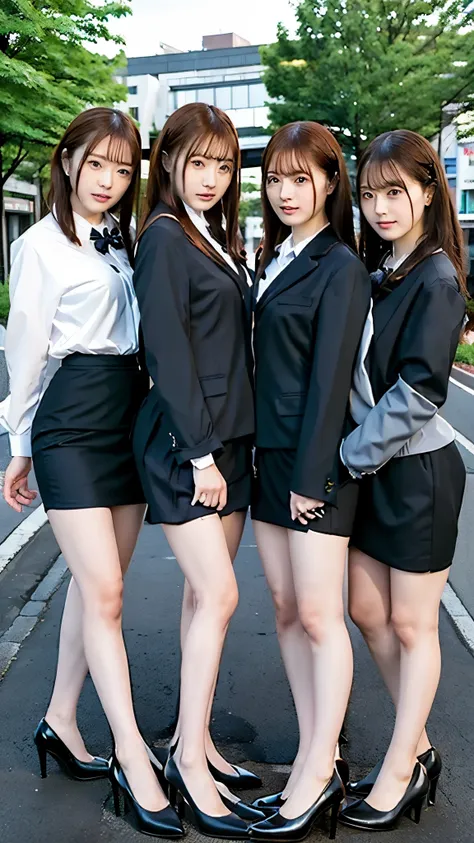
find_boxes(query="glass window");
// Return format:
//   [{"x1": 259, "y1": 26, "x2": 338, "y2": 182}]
[
  {"x1": 215, "y1": 86, "x2": 232, "y2": 110},
  {"x1": 127, "y1": 85, "x2": 138, "y2": 95},
  {"x1": 176, "y1": 90, "x2": 186, "y2": 108},
  {"x1": 460, "y1": 190, "x2": 474, "y2": 214},
  {"x1": 129, "y1": 107, "x2": 139, "y2": 121},
  {"x1": 185, "y1": 89, "x2": 197, "y2": 104},
  {"x1": 232, "y1": 85, "x2": 249, "y2": 109},
  {"x1": 254, "y1": 107, "x2": 270, "y2": 129},
  {"x1": 196, "y1": 88, "x2": 215, "y2": 106},
  {"x1": 231, "y1": 108, "x2": 253, "y2": 128},
  {"x1": 249, "y1": 83, "x2": 266, "y2": 108}
]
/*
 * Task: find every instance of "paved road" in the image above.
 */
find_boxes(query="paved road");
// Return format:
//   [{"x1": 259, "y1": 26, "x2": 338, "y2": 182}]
[{"x1": 0, "y1": 519, "x2": 472, "y2": 843}]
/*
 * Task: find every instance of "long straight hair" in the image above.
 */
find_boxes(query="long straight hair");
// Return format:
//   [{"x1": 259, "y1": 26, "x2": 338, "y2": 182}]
[
  {"x1": 48, "y1": 108, "x2": 142, "y2": 262},
  {"x1": 258, "y1": 121, "x2": 356, "y2": 276},
  {"x1": 138, "y1": 103, "x2": 243, "y2": 267},
  {"x1": 357, "y1": 129, "x2": 467, "y2": 294}
]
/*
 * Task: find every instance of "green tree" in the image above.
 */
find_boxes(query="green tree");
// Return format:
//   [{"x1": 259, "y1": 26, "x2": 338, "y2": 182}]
[
  {"x1": 261, "y1": 1, "x2": 474, "y2": 159},
  {"x1": 0, "y1": 0, "x2": 131, "y2": 279}
]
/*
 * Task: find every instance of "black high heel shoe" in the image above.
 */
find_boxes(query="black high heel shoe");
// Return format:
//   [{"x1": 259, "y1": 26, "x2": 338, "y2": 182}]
[
  {"x1": 339, "y1": 762, "x2": 429, "y2": 832},
  {"x1": 252, "y1": 792, "x2": 286, "y2": 811},
  {"x1": 145, "y1": 744, "x2": 170, "y2": 794},
  {"x1": 208, "y1": 758, "x2": 262, "y2": 791},
  {"x1": 249, "y1": 772, "x2": 344, "y2": 841},
  {"x1": 165, "y1": 743, "x2": 250, "y2": 838},
  {"x1": 215, "y1": 781, "x2": 269, "y2": 821},
  {"x1": 346, "y1": 746, "x2": 441, "y2": 805},
  {"x1": 34, "y1": 718, "x2": 108, "y2": 781},
  {"x1": 109, "y1": 752, "x2": 184, "y2": 838}
]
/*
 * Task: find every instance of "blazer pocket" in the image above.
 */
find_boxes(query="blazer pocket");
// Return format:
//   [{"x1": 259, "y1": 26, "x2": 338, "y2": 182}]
[
  {"x1": 276, "y1": 392, "x2": 307, "y2": 416},
  {"x1": 278, "y1": 294, "x2": 313, "y2": 307},
  {"x1": 199, "y1": 374, "x2": 227, "y2": 398}
]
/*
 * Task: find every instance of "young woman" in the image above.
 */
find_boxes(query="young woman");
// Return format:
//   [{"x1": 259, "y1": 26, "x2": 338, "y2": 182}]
[
  {"x1": 339, "y1": 130, "x2": 466, "y2": 832},
  {"x1": 1, "y1": 108, "x2": 183, "y2": 838},
  {"x1": 132, "y1": 102, "x2": 257, "y2": 839},
  {"x1": 248, "y1": 122, "x2": 371, "y2": 841}
]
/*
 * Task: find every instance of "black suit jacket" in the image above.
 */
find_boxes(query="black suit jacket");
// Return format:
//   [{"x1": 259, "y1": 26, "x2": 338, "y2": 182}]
[
  {"x1": 133, "y1": 203, "x2": 254, "y2": 465},
  {"x1": 254, "y1": 226, "x2": 371, "y2": 504}
]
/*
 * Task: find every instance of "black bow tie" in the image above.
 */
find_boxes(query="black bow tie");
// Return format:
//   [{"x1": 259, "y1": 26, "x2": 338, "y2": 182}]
[{"x1": 90, "y1": 226, "x2": 124, "y2": 255}]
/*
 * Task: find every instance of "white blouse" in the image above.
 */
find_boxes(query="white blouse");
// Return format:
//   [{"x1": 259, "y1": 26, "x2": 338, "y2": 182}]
[{"x1": 0, "y1": 211, "x2": 140, "y2": 457}]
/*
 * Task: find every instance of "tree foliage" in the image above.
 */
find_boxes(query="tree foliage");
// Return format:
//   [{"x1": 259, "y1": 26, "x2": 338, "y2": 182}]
[
  {"x1": 0, "y1": 0, "x2": 131, "y2": 278},
  {"x1": 261, "y1": 0, "x2": 474, "y2": 158}
]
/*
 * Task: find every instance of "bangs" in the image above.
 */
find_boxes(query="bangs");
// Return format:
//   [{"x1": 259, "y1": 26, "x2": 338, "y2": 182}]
[
  {"x1": 188, "y1": 129, "x2": 237, "y2": 164},
  {"x1": 267, "y1": 145, "x2": 312, "y2": 177},
  {"x1": 84, "y1": 128, "x2": 141, "y2": 169},
  {"x1": 361, "y1": 155, "x2": 407, "y2": 192}
]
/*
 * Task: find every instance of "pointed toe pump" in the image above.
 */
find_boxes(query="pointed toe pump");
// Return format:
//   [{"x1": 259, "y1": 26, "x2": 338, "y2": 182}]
[
  {"x1": 34, "y1": 718, "x2": 109, "y2": 781},
  {"x1": 252, "y1": 792, "x2": 286, "y2": 811},
  {"x1": 249, "y1": 772, "x2": 344, "y2": 841},
  {"x1": 346, "y1": 747, "x2": 441, "y2": 806},
  {"x1": 109, "y1": 752, "x2": 184, "y2": 838},
  {"x1": 339, "y1": 762, "x2": 429, "y2": 832},
  {"x1": 216, "y1": 781, "x2": 269, "y2": 821},
  {"x1": 165, "y1": 744, "x2": 250, "y2": 839},
  {"x1": 208, "y1": 758, "x2": 262, "y2": 791}
]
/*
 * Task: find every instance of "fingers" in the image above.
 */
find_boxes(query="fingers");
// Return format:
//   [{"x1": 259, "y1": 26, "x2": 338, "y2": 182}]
[{"x1": 217, "y1": 486, "x2": 227, "y2": 511}]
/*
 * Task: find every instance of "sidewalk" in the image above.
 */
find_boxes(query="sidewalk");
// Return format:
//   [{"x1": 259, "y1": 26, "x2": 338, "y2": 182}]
[{"x1": 0, "y1": 519, "x2": 473, "y2": 843}]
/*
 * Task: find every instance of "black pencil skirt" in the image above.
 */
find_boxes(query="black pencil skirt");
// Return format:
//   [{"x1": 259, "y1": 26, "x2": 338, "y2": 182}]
[
  {"x1": 251, "y1": 448, "x2": 359, "y2": 536},
  {"x1": 31, "y1": 353, "x2": 146, "y2": 511},
  {"x1": 132, "y1": 403, "x2": 252, "y2": 525},
  {"x1": 350, "y1": 442, "x2": 466, "y2": 573}
]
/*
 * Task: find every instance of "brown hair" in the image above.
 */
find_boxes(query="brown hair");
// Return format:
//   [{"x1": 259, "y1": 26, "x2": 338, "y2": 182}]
[
  {"x1": 357, "y1": 129, "x2": 467, "y2": 294},
  {"x1": 258, "y1": 121, "x2": 356, "y2": 275},
  {"x1": 48, "y1": 107, "x2": 142, "y2": 262},
  {"x1": 138, "y1": 103, "x2": 243, "y2": 267}
]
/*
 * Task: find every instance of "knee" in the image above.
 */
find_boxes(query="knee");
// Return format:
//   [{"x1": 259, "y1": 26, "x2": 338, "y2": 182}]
[
  {"x1": 273, "y1": 591, "x2": 299, "y2": 632},
  {"x1": 86, "y1": 578, "x2": 124, "y2": 623},
  {"x1": 298, "y1": 600, "x2": 343, "y2": 645},
  {"x1": 391, "y1": 609, "x2": 438, "y2": 650},
  {"x1": 348, "y1": 593, "x2": 388, "y2": 638},
  {"x1": 197, "y1": 577, "x2": 239, "y2": 624}
]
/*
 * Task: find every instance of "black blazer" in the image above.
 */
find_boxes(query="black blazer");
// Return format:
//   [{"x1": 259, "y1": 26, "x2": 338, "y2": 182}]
[
  {"x1": 341, "y1": 252, "x2": 466, "y2": 477},
  {"x1": 254, "y1": 226, "x2": 371, "y2": 505},
  {"x1": 133, "y1": 203, "x2": 254, "y2": 465}
]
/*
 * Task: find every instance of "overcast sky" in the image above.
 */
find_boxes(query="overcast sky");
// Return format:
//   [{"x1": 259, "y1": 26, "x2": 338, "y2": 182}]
[{"x1": 103, "y1": 0, "x2": 297, "y2": 57}]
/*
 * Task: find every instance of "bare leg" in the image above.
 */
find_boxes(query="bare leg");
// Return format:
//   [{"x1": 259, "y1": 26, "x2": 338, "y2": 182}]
[
  {"x1": 48, "y1": 508, "x2": 165, "y2": 811},
  {"x1": 253, "y1": 520, "x2": 314, "y2": 799},
  {"x1": 366, "y1": 566, "x2": 449, "y2": 811},
  {"x1": 281, "y1": 531, "x2": 352, "y2": 819},
  {"x1": 45, "y1": 504, "x2": 145, "y2": 761},
  {"x1": 163, "y1": 514, "x2": 240, "y2": 815},
  {"x1": 348, "y1": 548, "x2": 431, "y2": 756}
]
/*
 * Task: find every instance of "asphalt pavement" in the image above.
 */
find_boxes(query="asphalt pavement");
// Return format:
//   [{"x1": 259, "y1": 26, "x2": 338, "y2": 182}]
[{"x1": 0, "y1": 519, "x2": 472, "y2": 843}]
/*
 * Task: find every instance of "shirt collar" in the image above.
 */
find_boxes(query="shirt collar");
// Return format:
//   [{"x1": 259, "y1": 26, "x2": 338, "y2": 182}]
[
  {"x1": 276, "y1": 222, "x2": 331, "y2": 263},
  {"x1": 183, "y1": 202, "x2": 208, "y2": 233}
]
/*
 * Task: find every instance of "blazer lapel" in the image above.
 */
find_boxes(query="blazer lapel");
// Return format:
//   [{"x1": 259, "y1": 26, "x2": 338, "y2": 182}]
[
  {"x1": 373, "y1": 264, "x2": 425, "y2": 340},
  {"x1": 256, "y1": 226, "x2": 340, "y2": 312}
]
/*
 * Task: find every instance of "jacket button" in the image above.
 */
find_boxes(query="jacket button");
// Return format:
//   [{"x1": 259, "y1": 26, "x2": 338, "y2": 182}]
[{"x1": 324, "y1": 479, "x2": 335, "y2": 494}]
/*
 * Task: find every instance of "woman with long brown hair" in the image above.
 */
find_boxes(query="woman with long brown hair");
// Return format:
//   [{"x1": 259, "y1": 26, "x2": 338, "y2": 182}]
[
  {"x1": 248, "y1": 122, "x2": 371, "y2": 841},
  {"x1": 132, "y1": 103, "x2": 256, "y2": 838},
  {"x1": 0, "y1": 108, "x2": 183, "y2": 838},
  {"x1": 339, "y1": 130, "x2": 466, "y2": 832}
]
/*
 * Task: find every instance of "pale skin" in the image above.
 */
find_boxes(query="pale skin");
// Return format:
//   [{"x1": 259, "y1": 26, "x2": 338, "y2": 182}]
[
  {"x1": 3, "y1": 136, "x2": 169, "y2": 812},
  {"x1": 349, "y1": 164, "x2": 442, "y2": 812},
  {"x1": 252, "y1": 155, "x2": 353, "y2": 819},
  {"x1": 159, "y1": 142, "x2": 251, "y2": 815}
]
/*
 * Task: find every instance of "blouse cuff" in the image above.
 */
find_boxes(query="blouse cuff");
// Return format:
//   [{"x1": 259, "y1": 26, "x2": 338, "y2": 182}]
[
  {"x1": 9, "y1": 431, "x2": 32, "y2": 458},
  {"x1": 191, "y1": 453, "x2": 215, "y2": 470}
]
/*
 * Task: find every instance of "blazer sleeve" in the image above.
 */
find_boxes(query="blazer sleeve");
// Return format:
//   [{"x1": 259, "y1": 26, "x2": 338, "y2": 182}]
[
  {"x1": 291, "y1": 259, "x2": 371, "y2": 503},
  {"x1": 341, "y1": 277, "x2": 466, "y2": 478},
  {"x1": 134, "y1": 221, "x2": 223, "y2": 464}
]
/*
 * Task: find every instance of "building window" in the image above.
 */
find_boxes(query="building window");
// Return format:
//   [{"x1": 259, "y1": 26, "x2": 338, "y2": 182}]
[
  {"x1": 249, "y1": 83, "x2": 266, "y2": 108},
  {"x1": 129, "y1": 107, "x2": 139, "y2": 121},
  {"x1": 196, "y1": 88, "x2": 215, "y2": 106},
  {"x1": 232, "y1": 85, "x2": 249, "y2": 109},
  {"x1": 444, "y1": 157, "x2": 456, "y2": 175},
  {"x1": 215, "y1": 86, "x2": 232, "y2": 110},
  {"x1": 128, "y1": 85, "x2": 138, "y2": 95},
  {"x1": 460, "y1": 190, "x2": 474, "y2": 214}
]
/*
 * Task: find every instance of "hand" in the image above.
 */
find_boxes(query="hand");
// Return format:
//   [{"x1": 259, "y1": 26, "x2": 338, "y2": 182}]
[
  {"x1": 191, "y1": 464, "x2": 227, "y2": 511},
  {"x1": 3, "y1": 457, "x2": 38, "y2": 513},
  {"x1": 290, "y1": 492, "x2": 325, "y2": 525}
]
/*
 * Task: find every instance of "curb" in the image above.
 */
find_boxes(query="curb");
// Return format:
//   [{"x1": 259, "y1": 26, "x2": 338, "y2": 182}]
[
  {"x1": 442, "y1": 582, "x2": 474, "y2": 656},
  {"x1": 0, "y1": 505, "x2": 48, "y2": 575},
  {"x1": 0, "y1": 554, "x2": 68, "y2": 677}
]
